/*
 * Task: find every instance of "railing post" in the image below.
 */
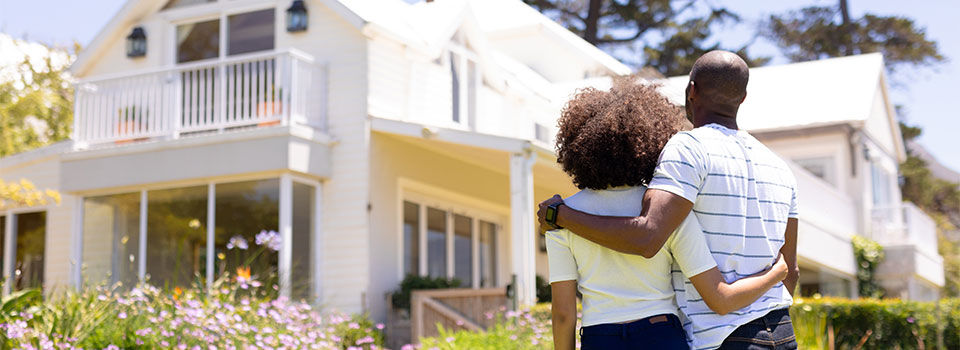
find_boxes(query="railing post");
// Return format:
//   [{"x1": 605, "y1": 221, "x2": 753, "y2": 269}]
[
  {"x1": 218, "y1": 65, "x2": 226, "y2": 133},
  {"x1": 172, "y1": 72, "x2": 183, "y2": 139},
  {"x1": 281, "y1": 54, "x2": 292, "y2": 126}
]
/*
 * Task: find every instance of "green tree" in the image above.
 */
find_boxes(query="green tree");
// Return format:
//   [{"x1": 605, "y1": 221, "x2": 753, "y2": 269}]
[
  {"x1": 0, "y1": 41, "x2": 74, "y2": 157},
  {"x1": 523, "y1": 0, "x2": 768, "y2": 76},
  {"x1": 762, "y1": 0, "x2": 945, "y2": 74}
]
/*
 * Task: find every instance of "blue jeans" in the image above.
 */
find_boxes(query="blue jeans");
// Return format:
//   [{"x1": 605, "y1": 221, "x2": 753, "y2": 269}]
[
  {"x1": 719, "y1": 308, "x2": 797, "y2": 350},
  {"x1": 580, "y1": 314, "x2": 688, "y2": 350}
]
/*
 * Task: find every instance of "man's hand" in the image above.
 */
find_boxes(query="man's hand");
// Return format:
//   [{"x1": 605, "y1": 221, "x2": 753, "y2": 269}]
[{"x1": 537, "y1": 194, "x2": 564, "y2": 234}]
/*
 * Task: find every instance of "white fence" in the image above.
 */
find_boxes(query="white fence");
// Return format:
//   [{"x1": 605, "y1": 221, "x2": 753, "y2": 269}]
[{"x1": 73, "y1": 49, "x2": 322, "y2": 146}]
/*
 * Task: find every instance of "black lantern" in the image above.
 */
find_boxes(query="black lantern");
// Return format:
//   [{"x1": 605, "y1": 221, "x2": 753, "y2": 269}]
[
  {"x1": 286, "y1": 0, "x2": 308, "y2": 32},
  {"x1": 126, "y1": 27, "x2": 147, "y2": 58}
]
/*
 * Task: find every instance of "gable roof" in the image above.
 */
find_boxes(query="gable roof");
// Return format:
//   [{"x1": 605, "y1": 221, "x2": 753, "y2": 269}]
[
  {"x1": 658, "y1": 53, "x2": 906, "y2": 159},
  {"x1": 72, "y1": 0, "x2": 630, "y2": 78}
]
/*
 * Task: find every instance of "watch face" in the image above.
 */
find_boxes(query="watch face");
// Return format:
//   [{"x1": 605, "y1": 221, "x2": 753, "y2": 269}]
[{"x1": 545, "y1": 207, "x2": 557, "y2": 222}]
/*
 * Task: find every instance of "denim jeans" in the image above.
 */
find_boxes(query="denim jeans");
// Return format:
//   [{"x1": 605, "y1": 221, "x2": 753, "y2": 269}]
[
  {"x1": 719, "y1": 308, "x2": 797, "y2": 350},
  {"x1": 580, "y1": 314, "x2": 688, "y2": 350}
]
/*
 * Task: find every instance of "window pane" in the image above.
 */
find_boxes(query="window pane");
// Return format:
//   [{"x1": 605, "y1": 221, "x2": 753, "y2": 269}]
[
  {"x1": 450, "y1": 52, "x2": 460, "y2": 123},
  {"x1": 453, "y1": 214, "x2": 472, "y2": 285},
  {"x1": 83, "y1": 193, "x2": 140, "y2": 287},
  {"x1": 479, "y1": 221, "x2": 496, "y2": 287},
  {"x1": 228, "y1": 9, "x2": 275, "y2": 56},
  {"x1": 177, "y1": 19, "x2": 220, "y2": 63},
  {"x1": 0, "y1": 216, "x2": 4, "y2": 278},
  {"x1": 215, "y1": 180, "x2": 279, "y2": 292},
  {"x1": 291, "y1": 182, "x2": 314, "y2": 301},
  {"x1": 426, "y1": 207, "x2": 447, "y2": 278},
  {"x1": 15, "y1": 212, "x2": 45, "y2": 290},
  {"x1": 403, "y1": 201, "x2": 420, "y2": 277},
  {"x1": 147, "y1": 186, "x2": 208, "y2": 289}
]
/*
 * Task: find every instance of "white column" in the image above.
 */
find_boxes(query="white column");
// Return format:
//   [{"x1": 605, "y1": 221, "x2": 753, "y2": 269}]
[
  {"x1": 312, "y1": 182, "x2": 324, "y2": 304},
  {"x1": 3, "y1": 212, "x2": 15, "y2": 296},
  {"x1": 71, "y1": 197, "x2": 85, "y2": 289},
  {"x1": 138, "y1": 190, "x2": 147, "y2": 281},
  {"x1": 206, "y1": 184, "x2": 216, "y2": 289},
  {"x1": 279, "y1": 174, "x2": 293, "y2": 297},
  {"x1": 509, "y1": 151, "x2": 536, "y2": 307}
]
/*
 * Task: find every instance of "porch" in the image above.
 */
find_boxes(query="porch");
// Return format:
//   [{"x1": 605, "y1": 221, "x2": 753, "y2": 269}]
[{"x1": 871, "y1": 202, "x2": 945, "y2": 301}]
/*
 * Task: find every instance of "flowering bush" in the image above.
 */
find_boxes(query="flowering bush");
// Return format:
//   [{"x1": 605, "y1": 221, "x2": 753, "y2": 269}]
[{"x1": 0, "y1": 229, "x2": 385, "y2": 350}]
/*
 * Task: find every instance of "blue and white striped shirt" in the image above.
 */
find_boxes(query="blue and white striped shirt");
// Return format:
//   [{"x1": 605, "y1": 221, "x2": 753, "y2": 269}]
[{"x1": 649, "y1": 124, "x2": 799, "y2": 350}]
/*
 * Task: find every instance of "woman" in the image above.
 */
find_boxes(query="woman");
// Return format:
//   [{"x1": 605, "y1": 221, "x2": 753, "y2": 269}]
[{"x1": 547, "y1": 80, "x2": 787, "y2": 350}]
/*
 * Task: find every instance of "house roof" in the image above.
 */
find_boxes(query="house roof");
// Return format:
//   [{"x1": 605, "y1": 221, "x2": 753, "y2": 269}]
[{"x1": 71, "y1": 0, "x2": 630, "y2": 78}]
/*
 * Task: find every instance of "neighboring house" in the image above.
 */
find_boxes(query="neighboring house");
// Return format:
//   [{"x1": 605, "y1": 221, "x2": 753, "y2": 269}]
[
  {"x1": 0, "y1": 0, "x2": 944, "y2": 333},
  {"x1": 659, "y1": 53, "x2": 945, "y2": 301}
]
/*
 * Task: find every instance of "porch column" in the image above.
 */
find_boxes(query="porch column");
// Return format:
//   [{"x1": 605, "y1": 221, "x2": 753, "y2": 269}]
[
  {"x1": 71, "y1": 196, "x2": 84, "y2": 289},
  {"x1": 3, "y1": 212, "x2": 14, "y2": 296},
  {"x1": 509, "y1": 151, "x2": 536, "y2": 307},
  {"x1": 279, "y1": 174, "x2": 293, "y2": 298},
  {"x1": 312, "y1": 181, "x2": 324, "y2": 304}
]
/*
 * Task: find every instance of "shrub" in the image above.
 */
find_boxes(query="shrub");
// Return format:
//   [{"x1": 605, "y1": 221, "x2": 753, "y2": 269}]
[
  {"x1": 852, "y1": 235, "x2": 886, "y2": 298},
  {"x1": 420, "y1": 304, "x2": 556, "y2": 349},
  {"x1": 791, "y1": 297, "x2": 960, "y2": 349},
  {"x1": 390, "y1": 275, "x2": 461, "y2": 312}
]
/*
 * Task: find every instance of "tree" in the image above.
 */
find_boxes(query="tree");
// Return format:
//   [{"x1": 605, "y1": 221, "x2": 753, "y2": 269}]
[
  {"x1": 0, "y1": 178, "x2": 61, "y2": 210},
  {"x1": 0, "y1": 40, "x2": 75, "y2": 158},
  {"x1": 762, "y1": 0, "x2": 945, "y2": 74},
  {"x1": 523, "y1": 0, "x2": 768, "y2": 76}
]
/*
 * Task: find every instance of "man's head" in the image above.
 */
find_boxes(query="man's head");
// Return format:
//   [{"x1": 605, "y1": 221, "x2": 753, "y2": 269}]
[
  {"x1": 556, "y1": 79, "x2": 687, "y2": 190},
  {"x1": 685, "y1": 50, "x2": 750, "y2": 124}
]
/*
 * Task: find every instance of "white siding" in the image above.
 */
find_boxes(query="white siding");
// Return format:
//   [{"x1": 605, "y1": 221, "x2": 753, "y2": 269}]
[{"x1": 367, "y1": 37, "x2": 409, "y2": 120}]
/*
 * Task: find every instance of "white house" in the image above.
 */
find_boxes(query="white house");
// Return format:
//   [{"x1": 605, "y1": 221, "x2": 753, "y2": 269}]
[{"x1": 0, "y1": 0, "x2": 944, "y2": 330}]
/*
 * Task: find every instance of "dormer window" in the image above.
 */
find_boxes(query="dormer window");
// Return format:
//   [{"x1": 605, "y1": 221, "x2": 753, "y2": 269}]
[{"x1": 176, "y1": 8, "x2": 275, "y2": 63}]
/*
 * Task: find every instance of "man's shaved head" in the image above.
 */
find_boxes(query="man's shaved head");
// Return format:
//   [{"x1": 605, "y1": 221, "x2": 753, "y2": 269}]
[{"x1": 689, "y1": 50, "x2": 749, "y2": 109}]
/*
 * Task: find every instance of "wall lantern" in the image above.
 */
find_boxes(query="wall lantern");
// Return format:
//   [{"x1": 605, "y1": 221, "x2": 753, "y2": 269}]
[
  {"x1": 126, "y1": 27, "x2": 147, "y2": 58},
  {"x1": 286, "y1": 0, "x2": 308, "y2": 33}
]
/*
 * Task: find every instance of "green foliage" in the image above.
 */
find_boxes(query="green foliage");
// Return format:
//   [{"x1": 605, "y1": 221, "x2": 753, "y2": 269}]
[
  {"x1": 0, "y1": 43, "x2": 74, "y2": 157},
  {"x1": 390, "y1": 275, "x2": 462, "y2": 312},
  {"x1": 420, "y1": 303, "x2": 555, "y2": 349},
  {"x1": 763, "y1": 1, "x2": 945, "y2": 74},
  {"x1": 535, "y1": 275, "x2": 552, "y2": 303},
  {"x1": 792, "y1": 297, "x2": 960, "y2": 349},
  {"x1": 0, "y1": 178, "x2": 61, "y2": 210},
  {"x1": 852, "y1": 235, "x2": 885, "y2": 299},
  {"x1": 522, "y1": 0, "x2": 768, "y2": 75}
]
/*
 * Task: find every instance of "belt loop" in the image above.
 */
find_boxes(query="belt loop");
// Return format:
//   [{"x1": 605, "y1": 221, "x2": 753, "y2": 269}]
[
  {"x1": 762, "y1": 315, "x2": 771, "y2": 332},
  {"x1": 621, "y1": 323, "x2": 627, "y2": 339}
]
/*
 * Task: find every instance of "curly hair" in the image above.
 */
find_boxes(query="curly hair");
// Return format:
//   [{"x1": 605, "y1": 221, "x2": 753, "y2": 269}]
[{"x1": 555, "y1": 78, "x2": 689, "y2": 190}]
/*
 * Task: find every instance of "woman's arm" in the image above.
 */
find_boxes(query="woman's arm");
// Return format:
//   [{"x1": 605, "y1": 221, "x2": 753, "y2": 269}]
[
  {"x1": 687, "y1": 255, "x2": 788, "y2": 315},
  {"x1": 551, "y1": 281, "x2": 578, "y2": 350}
]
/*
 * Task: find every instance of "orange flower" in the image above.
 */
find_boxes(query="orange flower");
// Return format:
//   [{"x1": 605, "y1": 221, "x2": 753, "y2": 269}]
[
  {"x1": 173, "y1": 287, "x2": 183, "y2": 300},
  {"x1": 236, "y1": 266, "x2": 252, "y2": 281}
]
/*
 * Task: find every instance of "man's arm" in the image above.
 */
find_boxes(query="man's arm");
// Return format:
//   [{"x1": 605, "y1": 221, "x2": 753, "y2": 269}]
[
  {"x1": 688, "y1": 255, "x2": 788, "y2": 315},
  {"x1": 550, "y1": 281, "x2": 578, "y2": 350},
  {"x1": 537, "y1": 189, "x2": 694, "y2": 258},
  {"x1": 780, "y1": 218, "x2": 799, "y2": 296}
]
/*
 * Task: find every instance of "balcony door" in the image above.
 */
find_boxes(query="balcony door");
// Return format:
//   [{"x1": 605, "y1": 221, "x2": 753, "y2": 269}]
[{"x1": 175, "y1": 8, "x2": 277, "y2": 131}]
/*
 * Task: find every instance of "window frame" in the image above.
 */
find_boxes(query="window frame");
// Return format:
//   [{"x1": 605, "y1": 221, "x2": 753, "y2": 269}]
[
  {"x1": 399, "y1": 182, "x2": 505, "y2": 288},
  {"x1": 444, "y1": 43, "x2": 480, "y2": 130},
  {"x1": 0, "y1": 207, "x2": 49, "y2": 296},
  {"x1": 166, "y1": 2, "x2": 279, "y2": 67}
]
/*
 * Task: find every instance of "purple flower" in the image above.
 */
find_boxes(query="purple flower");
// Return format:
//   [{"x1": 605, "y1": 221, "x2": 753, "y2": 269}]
[
  {"x1": 255, "y1": 230, "x2": 282, "y2": 251},
  {"x1": 227, "y1": 235, "x2": 249, "y2": 250},
  {"x1": 907, "y1": 317, "x2": 916, "y2": 323}
]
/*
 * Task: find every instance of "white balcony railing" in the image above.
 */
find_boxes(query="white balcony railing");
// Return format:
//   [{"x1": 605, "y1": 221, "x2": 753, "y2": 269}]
[
  {"x1": 871, "y1": 202, "x2": 939, "y2": 257},
  {"x1": 73, "y1": 49, "x2": 323, "y2": 146}
]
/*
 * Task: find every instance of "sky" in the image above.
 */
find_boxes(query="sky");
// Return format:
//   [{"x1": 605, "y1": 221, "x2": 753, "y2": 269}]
[{"x1": 0, "y1": 0, "x2": 958, "y2": 171}]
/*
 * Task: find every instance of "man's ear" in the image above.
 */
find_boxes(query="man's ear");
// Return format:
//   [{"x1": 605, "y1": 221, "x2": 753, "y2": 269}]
[{"x1": 739, "y1": 91, "x2": 747, "y2": 104}]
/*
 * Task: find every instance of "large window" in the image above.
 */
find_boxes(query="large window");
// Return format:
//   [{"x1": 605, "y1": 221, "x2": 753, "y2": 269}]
[
  {"x1": 403, "y1": 197, "x2": 500, "y2": 287},
  {"x1": 14, "y1": 212, "x2": 45, "y2": 291},
  {"x1": 81, "y1": 177, "x2": 319, "y2": 299},
  {"x1": 147, "y1": 186, "x2": 208, "y2": 289},
  {"x1": 176, "y1": 8, "x2": 275, "y2": 63},
  {"x1": 82, "y1": 193, "x2": 141, "y2": 286}
]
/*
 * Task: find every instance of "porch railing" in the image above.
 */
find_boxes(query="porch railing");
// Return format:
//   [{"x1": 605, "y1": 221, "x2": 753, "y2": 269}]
[
  {"x1": 410, "y1": 288, "x2": 508, "y2": 342},
  {"x1": 72, "y1": 49, "x2": 323, "y2": 146},
  {"x1": 871, "y1": 202, "x2": 939, "y2": 256}
]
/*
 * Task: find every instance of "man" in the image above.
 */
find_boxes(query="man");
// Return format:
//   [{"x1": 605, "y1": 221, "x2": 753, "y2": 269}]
[{"x1": 537, "y1": 50, "x2": 800, "y2": 350}]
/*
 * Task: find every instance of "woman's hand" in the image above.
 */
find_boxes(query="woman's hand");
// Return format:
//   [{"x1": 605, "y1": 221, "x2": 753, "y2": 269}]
[{"x1": 771, "y1": 254, "x2": 788, "y2": 281}]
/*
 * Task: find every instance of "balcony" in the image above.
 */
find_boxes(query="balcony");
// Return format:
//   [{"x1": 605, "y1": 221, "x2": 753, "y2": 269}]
[
  {"x1": 72, "y1": 49, "x2": 324, "y2": 147},
  {"x1": 871, "y1": 203, "x2": 939, "y2": 256},
  {"x1": 871, "y1": 202, "x2": 945, "y2": 297}
]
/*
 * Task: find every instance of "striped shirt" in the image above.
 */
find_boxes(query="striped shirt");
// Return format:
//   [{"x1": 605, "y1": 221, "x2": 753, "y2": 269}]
[{"x1": 648, "y1": 123, "x2": 799, "y2": 350}]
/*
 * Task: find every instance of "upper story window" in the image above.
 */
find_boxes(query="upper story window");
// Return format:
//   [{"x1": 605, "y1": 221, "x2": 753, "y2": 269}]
[
  {"x1": 871, "y1": 162, "x2": 893, "y2": 207},
  {"x1": 176, "y1": 8, "x2": 275, "y2": 64},
  {"x1": 794, "y1": 156, "x2": 836, "y2": 186},
  {"x1": 163, "y1": 0, "x2": 215, "y2": 10},
  {"x1": 448, "y1": 48, "x2": 478, "y2": 127}
]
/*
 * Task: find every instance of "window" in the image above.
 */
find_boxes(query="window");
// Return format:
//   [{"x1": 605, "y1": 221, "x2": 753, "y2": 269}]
[
  {"x1": 402, "y1": 198, "x2": 500, "y2": 287},
  {"x1": 14, "y1": 212, "x2": 45, "y2": 291},
  {"x1": 794, "y1": 156, "x2": 835, "y2": 186},
  {"x1": 871, "y1": 162, "x2": 892, "y2": 207},
  {"x1": 214, "y1": 180, "x2": 279, "y2": 287},
  {"x1": 534, "y1": 123, "x2": 551, "y2": 144},
  {"x1": 449, "y1": 50, "x2": 478, "y2": 126},
  {"x1": 176, "y1": 8, "x2": 275, "y2": 64},
  {"x1": 176, "y1": 19, "x2": 220, "y2": 63},
  {"x1": 83, "y1": 193, "x2": 141, "y2": 286},
  {"x1": 163, "y1": 0, "x2": 215, "y2": 10},
  {"x1": 147, "y1": 186, "x2": 208, "y2": 288},
  {"x1": 290, "y1": 182, "x2": 315, "y2": 301},
  {"x1": 0, "y1": 216, "x2": 5, "y2": 278}
]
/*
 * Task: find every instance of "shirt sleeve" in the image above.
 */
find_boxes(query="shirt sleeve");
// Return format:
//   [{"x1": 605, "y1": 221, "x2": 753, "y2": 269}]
[
  {"x1": 668, "y1": 213, "x2": 717, "y2": 278},
  {"x1": 545, "y1": 230, "x2": 579, "y2": 283},
  {"x1": 648, "y1": 132, "x2": 707, "y2": 203},
  {"x1": 788, "y1": 182, "x2": 800, "y2": 219}
]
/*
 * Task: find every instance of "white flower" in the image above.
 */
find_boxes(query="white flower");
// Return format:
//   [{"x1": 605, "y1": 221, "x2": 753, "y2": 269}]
[
  {"x1": 226, "y1": 235, "x2": 249, "y2": 250},
  {"x1": 255, "y1": 230, "x2": 282, "y2": 251}
]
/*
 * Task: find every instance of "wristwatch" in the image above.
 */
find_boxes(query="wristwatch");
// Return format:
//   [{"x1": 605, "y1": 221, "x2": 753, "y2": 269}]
[{"x1": 545, "y1": 202, "x2": 564, "y2": 229}]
